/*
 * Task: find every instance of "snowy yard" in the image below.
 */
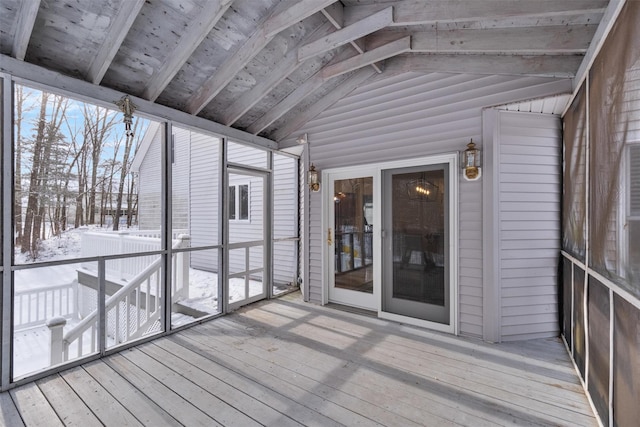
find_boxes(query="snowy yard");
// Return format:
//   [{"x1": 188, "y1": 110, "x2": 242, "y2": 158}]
[{"x1": 13, "y1": 226, "x2": 263, "y2": 379}]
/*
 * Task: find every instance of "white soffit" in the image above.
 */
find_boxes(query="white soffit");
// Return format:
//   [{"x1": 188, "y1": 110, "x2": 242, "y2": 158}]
[{"x1": 496, "y1": 94, "x2": 572, "y2": 116}]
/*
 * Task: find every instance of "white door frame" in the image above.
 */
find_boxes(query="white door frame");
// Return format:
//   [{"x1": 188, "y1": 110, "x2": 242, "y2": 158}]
[
  {"x1": 322, "y1": 153, "x2": 459, "y2": 334},
  {"x1": 322, "y1": 165, "x2": 379, "y2": 310}
]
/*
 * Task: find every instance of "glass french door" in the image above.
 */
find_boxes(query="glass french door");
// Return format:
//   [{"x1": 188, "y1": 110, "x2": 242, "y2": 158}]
[
  {"x1": 382, "y1": 164, "x2": 451, "y2": 325},
  {"x1": 227, "y1": 168, "x2": 268, "y2": 310},
  {"x1": 327, "y1": 170, "x2": 376, "y2": 309}
]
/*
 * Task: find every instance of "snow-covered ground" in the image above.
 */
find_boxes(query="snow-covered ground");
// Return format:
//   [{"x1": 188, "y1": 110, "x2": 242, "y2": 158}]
[{"x1": 12, "y1": 226, "x2": 264, "y2": 379}]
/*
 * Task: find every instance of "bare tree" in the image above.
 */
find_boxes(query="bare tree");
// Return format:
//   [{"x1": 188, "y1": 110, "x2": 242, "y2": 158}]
[
  {"x1": 84, "y1": 106, "x2": 117, "y2": 225},
  {"x1": 113, "y1": 119, "x2": 141, "y2": 231}
]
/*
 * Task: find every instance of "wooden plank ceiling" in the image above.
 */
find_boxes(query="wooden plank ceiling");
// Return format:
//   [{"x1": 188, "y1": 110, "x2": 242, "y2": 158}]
[{"x1": 0, "y1": 0, "x2": 606, "y2": 143}]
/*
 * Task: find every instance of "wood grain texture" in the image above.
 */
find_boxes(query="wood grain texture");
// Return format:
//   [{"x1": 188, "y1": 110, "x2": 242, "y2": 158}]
[{"x1": 0, "y1": 293, "x2": 596, "y2": 426}]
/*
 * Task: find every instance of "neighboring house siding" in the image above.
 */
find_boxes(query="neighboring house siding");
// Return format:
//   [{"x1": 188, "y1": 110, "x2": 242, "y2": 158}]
[
  {"x1": 189, "y1": 131, "x2": 220, "y2": 270},
  {"x1": 286, "y1": 72, "x2": 570, "y2": 338},
  {"x1": 172, "y1": 129, "x2": 190, "y2": 231},
  {"x1": 497, "y1": 111, "x2": 561, "y2": 341},
  {"x1": 138, "y1": 126, "x2": 162, "y2": 231}
]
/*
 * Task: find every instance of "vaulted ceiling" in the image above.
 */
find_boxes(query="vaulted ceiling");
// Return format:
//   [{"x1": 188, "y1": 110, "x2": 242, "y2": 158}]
[{"x1": 0, "y1": 0, "x2": 607, "y2": 143}]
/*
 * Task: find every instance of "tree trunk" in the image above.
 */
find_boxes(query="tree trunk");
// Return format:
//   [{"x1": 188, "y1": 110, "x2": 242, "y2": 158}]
[{"x1": 21, "y1": 92, "x2": 49, "y2": 253}]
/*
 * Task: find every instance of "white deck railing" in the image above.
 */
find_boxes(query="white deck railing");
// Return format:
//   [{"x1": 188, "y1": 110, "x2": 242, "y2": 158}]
[
  {"x1": 80, "y1": 229, "x2": 188, "y2": 280},
  {"x1": 49, "y1": 232, "x2": 190, "y2": 365},
  {"x1": 14, "y1": 283, "x2": 78, "y2": 330}
]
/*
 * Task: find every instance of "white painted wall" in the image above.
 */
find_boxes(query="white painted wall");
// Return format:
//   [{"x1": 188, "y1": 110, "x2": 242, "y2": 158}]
[{"x1": 284, "y1": 72, "x2": 571, "y2": 338}]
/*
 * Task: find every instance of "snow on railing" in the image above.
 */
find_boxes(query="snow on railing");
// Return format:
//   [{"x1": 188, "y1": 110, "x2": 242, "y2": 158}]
[
  {"x1": 14, "y1": 283, "x2": 78, "y2": 330},
  {"x1": 49, "y1": 234, "x2": 190, "y2": 365}
]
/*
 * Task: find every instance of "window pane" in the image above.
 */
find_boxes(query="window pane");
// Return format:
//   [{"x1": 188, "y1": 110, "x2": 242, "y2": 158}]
[
  {"x1": 229, "y1": 186, "x2": 236, "y2": 220},
  {"x1": 13, "y1": 84, "x2": 157, "y2": 264},
  {"x1": 13, "y1": 262, "x2": 98, "y2": 379},
  {"x1": 239, "y1": 184, "x2": 249, "y2": 220}
]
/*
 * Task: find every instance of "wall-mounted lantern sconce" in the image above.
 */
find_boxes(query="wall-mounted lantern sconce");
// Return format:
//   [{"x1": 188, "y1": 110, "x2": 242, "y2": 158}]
[
  {"x1": 461, "y1": 139, "x2": 481, "y2": 181},
  {"x1": 308, "y1": 164, "x2": 320, "y2": 192}
]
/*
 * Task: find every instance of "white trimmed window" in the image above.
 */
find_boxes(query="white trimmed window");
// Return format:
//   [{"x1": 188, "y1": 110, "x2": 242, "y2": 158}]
[{"x1": 229, "y1": 183, "x2": 250, "y2": 221}]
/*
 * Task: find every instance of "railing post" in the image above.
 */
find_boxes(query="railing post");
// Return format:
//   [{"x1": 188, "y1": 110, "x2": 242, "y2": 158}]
[
  {"x1": 118, "y1": 230, "x2": 129, "y2": 278},
  {"x1": 47, "y1": 317, "x2": 67, "y2": 365},
  {"x1": 177, "y1": 234, "x2": 190, "y2": 299}
]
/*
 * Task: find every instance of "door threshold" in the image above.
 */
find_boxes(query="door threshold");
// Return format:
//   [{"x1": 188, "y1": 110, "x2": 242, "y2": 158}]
[{"x1": 326, "y1": 302, "x2": 377, "y2": 318}]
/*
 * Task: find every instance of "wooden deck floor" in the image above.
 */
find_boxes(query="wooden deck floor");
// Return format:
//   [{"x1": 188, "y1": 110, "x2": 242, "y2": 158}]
[{"x1": 1, "y1": 292, "x2": 596, "y2": 426}]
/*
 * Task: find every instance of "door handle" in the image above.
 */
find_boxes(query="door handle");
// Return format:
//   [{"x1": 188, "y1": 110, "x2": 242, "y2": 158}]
[{"x1": 327, "y1": 228, "x2": 333, "y2": 246}]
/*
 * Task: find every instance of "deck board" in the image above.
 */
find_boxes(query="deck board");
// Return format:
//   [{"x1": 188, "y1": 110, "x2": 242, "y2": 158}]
[{"x1": 0, "y1": 292, "x2": 596, "y2": 426}]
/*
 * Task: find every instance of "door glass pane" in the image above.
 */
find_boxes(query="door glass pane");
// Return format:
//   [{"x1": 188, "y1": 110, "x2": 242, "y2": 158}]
[
  {"x1": 334, "y1": 177, "x2": 373, "y2": 293},
  {"x1": 391, "y1": 169, "x2": 446, "y2": 305}
]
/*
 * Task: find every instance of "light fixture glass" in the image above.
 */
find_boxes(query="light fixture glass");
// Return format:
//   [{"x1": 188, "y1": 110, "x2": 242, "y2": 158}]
[
  {"x1": 462, "y1": 139, "x2": 481, "y2": 181},
  {"x1": 308, "y1": 164, "x2": 320, "y2": 192}
]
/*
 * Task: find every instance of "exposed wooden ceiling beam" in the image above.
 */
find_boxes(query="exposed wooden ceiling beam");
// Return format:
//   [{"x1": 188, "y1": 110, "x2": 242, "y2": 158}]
[
  {"x1": 247, "y1": 73, "x2": 325, "y2": 135},
  {"x1": 185, "y1": 0, "x2": 336, "y2": 115},
  {"x1": 320, "y1": 3, "x2": 382, "y2": 74},
  {"x1": 11, "y1": 0, "x2": 41, "y2": 60},
  {"x1": 320, "y1": 2, "x2": 344, "y2": 29},
  {"x1": 344, "y1": 0, "x2": 608, "y2": 27},
  {"x1": 246, "y1": 45, "x2": 358, "y2": 135},
  {"x1": 222, "y1": 21, "x2": 336, "y2": 126},
  {"x1": 384, "y1": 54, "x2": 583, "y2": 78},
  {"x1": 263, "y1": 0, "x2": 338, "y2": 38},
  {"x1": 322, "y1": 36, "x2": 411, "y2": 79},
  {"x1": 298, "y1": 6, "x2": 393, "y2": 62},
  {"x1": 87, "y1": 0, "x2": 145, "y2": 84},
  {"x1": 142, "y1": 0, "x2": 233, "y2": 101},
  {"x1": 273, "y1": 67, "x2": 377, "y2": 143},
  {"x1": 367, "y1": 25, "x2": 596, "y2": 55}
]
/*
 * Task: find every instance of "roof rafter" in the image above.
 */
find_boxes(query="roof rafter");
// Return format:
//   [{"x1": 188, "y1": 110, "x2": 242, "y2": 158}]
[
  {"x1": 141, "y1": 0, "x2": 234, "y2": 101},
  {"x1": 383, "y1": 54, "x2": 582, "y2": 78},
  {"x1": 343, "y1": 0, "x2": 608, "y2": 27},
  {"x1": 11, "y1": 0, "x2": 41, "y2": 60},
  {"x1": 367, "y1": 25, "x2": 595, "y2": 55},
  {"x1": 185, "y1": 0, "x2": 337, "y2": 115},
  {"x1": 87, "y1": 0, "x2": 145, "y2": 84},
  {"x1": 322, "y1": 36, "x2": 411, "y2": 79},
  {"x1": 222, "y1": 21, "x2": 336, "y2": 126},
  {"x1": 321, "y1": 3, "x2": 382, "y2": 73},
  {"x1": 273, "y1": 67, "x2": 377, "y2": 143},
  {"x1": 298, "y1": 6, "x2": 393, "y2": 62},
  {"x1": 246, "y1": 45, "x2": 358, "y2": 135}
]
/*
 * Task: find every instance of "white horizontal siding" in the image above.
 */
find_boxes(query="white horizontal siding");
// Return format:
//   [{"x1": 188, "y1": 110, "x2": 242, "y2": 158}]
[
  {"x1": 293, "y1": 71, "x2": 571, "y2": 337},
  {"x1": 138, "y1": 126, "x2": 162, "y2": 231},
  {"x1": 172, "y1": 129, "x2": 190, "y2": 231},
  {"x1": 273, "y1": 154, "x2": 299, "y2": 286},
  {"x1": 188, "y1": 131, "x2": 220, "y2": 270},
  {"x1": 497, "y1": 111, "x2": 561, "y2": 341}
]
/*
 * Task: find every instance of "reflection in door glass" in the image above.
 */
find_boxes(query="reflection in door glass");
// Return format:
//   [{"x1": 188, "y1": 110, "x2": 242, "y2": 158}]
[
  {"x1": 392, "y1": 170, "x2": 445, "y2": 306},
  {"x1": 334, "y1": 177, "x2": 374, "y2": 293}
]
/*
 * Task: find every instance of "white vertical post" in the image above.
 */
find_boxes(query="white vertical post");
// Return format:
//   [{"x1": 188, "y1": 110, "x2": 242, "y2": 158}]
[
  {"x1": 47, "y1": 317, "x2": 67, "y2": 365},
  {"x1": 177, "y1": 234, "x2": 190, "y2": 299}
]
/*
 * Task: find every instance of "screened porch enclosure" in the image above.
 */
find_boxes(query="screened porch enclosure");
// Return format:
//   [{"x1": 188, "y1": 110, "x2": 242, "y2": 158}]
[{"x1": 5, "y1": 84, "x2": 300, "y2": 381}]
